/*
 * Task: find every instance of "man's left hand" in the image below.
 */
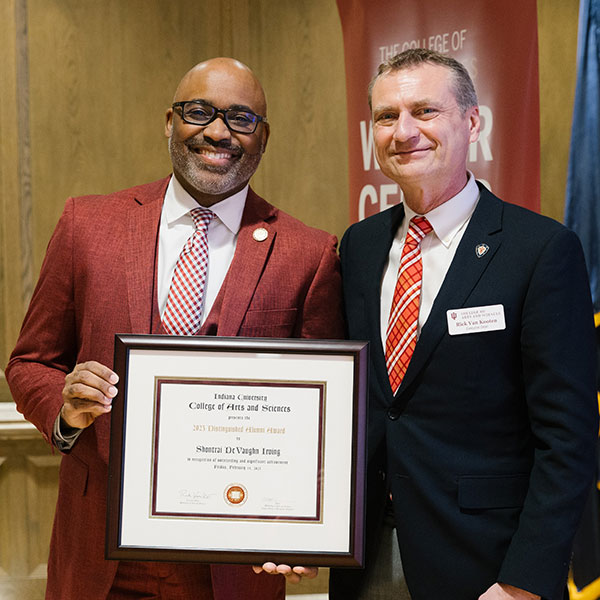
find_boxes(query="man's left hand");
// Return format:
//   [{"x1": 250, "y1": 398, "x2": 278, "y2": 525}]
[
  {"x1": 479, "y1": 583, "x2": 541, "y2": 599},
  {"x1": 252, "y1": 563, "x2": 318, "y2": 584}
]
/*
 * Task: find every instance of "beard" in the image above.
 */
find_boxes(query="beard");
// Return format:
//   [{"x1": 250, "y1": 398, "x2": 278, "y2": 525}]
[{"x1": 168, "y1": 135, "x2": 263, "y2": 198}]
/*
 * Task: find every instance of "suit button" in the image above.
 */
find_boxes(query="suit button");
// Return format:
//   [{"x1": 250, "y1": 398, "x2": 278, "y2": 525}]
[{"x1": 387, "y1": 408, "x2": 400, "y2": 420}]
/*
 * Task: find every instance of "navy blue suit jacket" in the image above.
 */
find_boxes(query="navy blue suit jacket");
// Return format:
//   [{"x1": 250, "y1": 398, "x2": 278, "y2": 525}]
[{"x1": 331, "y1": 184, "x2": 598, "y2": 600}]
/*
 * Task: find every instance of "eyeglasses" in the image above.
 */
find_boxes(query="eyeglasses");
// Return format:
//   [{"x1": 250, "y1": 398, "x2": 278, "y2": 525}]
[{"x1": 172, "y1": 100, "x2": 267, "y2": 134}]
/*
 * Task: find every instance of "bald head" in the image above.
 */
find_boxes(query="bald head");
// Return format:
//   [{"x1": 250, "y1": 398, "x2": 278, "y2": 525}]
[{"x1": 174, "y1": 58, "x2": 267, "y2": 117}]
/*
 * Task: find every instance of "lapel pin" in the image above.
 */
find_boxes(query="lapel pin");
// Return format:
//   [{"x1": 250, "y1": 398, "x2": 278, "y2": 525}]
[
  {"x1": 252, "y1": 227, "x2": 268, "y2": 242},
  {"x1": 475, "y1": 243, "x2": 489, "y2": 258}
]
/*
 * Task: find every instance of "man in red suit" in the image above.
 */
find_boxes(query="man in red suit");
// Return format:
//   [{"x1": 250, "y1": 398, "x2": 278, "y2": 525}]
[{"x1": 6, "y1": 57, "x2": 343, "y2": 599}]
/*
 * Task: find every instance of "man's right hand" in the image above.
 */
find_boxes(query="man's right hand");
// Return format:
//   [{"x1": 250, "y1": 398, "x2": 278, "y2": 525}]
[
  {"x1": 252, "y1": 563, "x2": 319, "y2": 584},
  {"x1": 61, "y1": 361, "x2": 118, "y2": 429}
]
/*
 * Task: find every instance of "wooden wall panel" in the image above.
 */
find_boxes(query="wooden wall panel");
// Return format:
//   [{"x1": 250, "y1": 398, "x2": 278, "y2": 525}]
[
  {"x1": 249, "y1": 0, "x2": 349, "y2": 241},
  {"x1": 27, "y1": 0, "x2": 215, "y2": 275},
  {"x1": 0, "y1": 434, "x2": 60, "y2": 600},
  {"x1": 0, "y1": 0, "x2": 24, "y2": 371}
]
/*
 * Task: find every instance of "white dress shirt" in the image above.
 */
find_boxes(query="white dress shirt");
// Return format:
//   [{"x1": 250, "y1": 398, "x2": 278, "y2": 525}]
[
  {"x1": 380, "y1": 173, "x2": 480, "y2": 349},
  {"x1": 158, "y1": 175, "x2": 247, "y2": 323}
]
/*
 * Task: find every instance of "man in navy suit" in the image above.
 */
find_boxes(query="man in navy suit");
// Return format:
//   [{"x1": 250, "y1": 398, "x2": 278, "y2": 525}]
[{"x1": 329, "y1": 48, "x2": 598, "y2": 600}]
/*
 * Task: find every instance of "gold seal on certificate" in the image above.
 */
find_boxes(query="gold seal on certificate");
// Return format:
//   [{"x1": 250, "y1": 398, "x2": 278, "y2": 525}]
[
  {"x1": 225, "y1": 484, "x2": 247, "y2": 506},
  {"x1": 107, "y1": 335, "x2": 367, "y2": 567}
]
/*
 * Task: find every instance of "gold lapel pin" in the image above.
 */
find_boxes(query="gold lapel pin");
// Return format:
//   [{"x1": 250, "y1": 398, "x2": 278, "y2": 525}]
[{"x1": 252, "y1": 227, "x2": 268, "y2": 242}]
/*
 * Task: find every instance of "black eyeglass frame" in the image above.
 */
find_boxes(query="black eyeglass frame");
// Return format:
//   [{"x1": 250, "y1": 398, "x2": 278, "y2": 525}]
[{"x1": 172, "y1": 100, "x2": 267, "y2": 134}]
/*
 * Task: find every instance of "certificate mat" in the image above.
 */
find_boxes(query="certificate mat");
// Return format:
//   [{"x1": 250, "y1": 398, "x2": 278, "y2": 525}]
[{"x1": 107, "y1": 335, "x2": 368, "y2": 567}]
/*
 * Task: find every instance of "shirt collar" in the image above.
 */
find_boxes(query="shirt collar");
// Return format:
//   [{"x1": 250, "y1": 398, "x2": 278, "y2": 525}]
[
  {"x1": 404, "y1": 172, "x2": 480, "y2": 248},
  {"x1": 164, "y1": 175, "x2": 248, "y2": 235}
]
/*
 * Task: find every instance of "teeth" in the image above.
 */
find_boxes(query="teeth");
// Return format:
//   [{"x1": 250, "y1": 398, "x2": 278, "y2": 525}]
[{"x1": 196, "y1": 149, "x2": 232, "y2": 159}]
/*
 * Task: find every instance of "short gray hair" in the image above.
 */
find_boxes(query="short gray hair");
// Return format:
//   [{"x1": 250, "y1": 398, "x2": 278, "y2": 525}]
[{"x1": 368, "y1": 48, "x2": 478, "y2": 114}]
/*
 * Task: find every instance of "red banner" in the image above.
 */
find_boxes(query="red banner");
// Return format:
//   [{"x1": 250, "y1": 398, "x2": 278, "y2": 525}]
[{"x1": 336, "y1": 0, "x2": 540, "y2": 222}]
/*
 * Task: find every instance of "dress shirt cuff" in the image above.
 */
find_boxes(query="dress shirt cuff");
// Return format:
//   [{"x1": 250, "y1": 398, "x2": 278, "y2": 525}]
[{"x1": 53, "y1": 411, "x2": 83, "y2": 451}]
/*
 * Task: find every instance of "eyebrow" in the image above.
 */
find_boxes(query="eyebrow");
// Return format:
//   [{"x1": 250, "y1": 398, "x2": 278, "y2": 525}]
[
  {"x1": 372, "y1": 98, "x2": 442, "y2": 114},
  {"x1": 410, "y1": 99, "x2": 441, "y2": 109},
  {"x1": 228, "y1": 103, "x2": 256, "y2": 112},
  {"x1": 186, "y1": 99, "x2": 256, "y2": 113},
  {"x1": 372, "y1": 105, "x2": 396, "y2": 114}
]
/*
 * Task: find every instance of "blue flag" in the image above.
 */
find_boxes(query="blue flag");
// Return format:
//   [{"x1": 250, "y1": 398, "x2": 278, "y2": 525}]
[
  {"x1": 566, "y1": 2, "x2": 600, "y2": 594},
  {"x1": 565, "y1": 0, "x2": 600, "y2": 315}
]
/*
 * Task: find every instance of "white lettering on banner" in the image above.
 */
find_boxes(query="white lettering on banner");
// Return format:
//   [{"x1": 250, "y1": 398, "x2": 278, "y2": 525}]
[
  {"x1": 359, "y1": 120, "x2": 380, "y2": 171},
  {"x1": 428, "y1": 33, "x2": 450, "y2": 54},
  {"x1": 451, "y1": 29, "x2": 467, "y2": 51},
  {"x1": 379, "y1": 44, "x2": 403, "y2": 62},
  {"x1": 379, "y1": 29, "x2": 468, "y2": 56},
  {"x1": 380, "y1": 184, "x2": 399, "y2": 211},
  {"x1": 358, "y1": 185, "x2": 377, "y2": 221},
  {"x1": 469, "y1": 105, "x2": 493, "y2": 162},
  {"x1": 358, "y1": 184, "x2": 402, "y2": 221}
]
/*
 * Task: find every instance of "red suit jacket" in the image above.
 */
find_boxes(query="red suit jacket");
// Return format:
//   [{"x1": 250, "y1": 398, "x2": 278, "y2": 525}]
[{"x1": 6, "y1": 176, "x2": 344, "y2": 600}]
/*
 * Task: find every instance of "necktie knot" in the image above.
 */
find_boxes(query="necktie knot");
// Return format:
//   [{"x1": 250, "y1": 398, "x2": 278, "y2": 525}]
[
  {"x1": 190, "y1": 207, "x2": 214, "y2": 233},
  {"x1": 406, "y1": 216, "x2": 433, "y2": 247}
]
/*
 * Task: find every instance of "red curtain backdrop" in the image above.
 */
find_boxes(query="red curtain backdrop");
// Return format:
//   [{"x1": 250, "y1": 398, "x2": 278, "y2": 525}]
[{"x1": 336, "y1": 0, "x2": 540, "y2": 222}]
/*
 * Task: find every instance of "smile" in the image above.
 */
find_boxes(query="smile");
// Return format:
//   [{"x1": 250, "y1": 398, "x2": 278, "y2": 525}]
[
  {"x1": 193, "y1": 149, "x2": 236, "y2": 160},
  {"x1": 189, "y1": 145, "x2": 241, "y2": 167},
  {"x1": 396, "y1": 148, "x2": 430, "y2": 156}
]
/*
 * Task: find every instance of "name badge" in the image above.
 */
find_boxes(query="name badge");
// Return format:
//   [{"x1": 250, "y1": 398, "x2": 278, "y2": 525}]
[{"x1": 447, "y1": 304, "x2": 506, "y2": 336}]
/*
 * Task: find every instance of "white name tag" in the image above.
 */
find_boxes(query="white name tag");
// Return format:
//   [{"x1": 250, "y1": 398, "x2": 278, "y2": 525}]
[{"x1": 447, "y1": 304, "x2": 506, "y2": 336}]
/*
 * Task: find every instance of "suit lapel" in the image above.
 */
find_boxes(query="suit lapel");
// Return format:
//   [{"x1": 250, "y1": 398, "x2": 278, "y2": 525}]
[
  {"x1": 365, "y1": 204, "x2": 406, "y2": 405},
  {"x1": 125, "y1": 178, "x2": 169, "y2": 334},
  {"x1": 216, "y1": 188, "x2": 276, "y2": 336},
  {"x1": 396, "y1": 186, "x2": 504, "y2": 396}
]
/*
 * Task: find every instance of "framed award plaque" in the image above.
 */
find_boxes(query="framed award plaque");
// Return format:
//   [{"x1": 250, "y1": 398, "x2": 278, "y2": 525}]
[{"x1": 106, "y1": 334, "x2": 368, "y2": 568}]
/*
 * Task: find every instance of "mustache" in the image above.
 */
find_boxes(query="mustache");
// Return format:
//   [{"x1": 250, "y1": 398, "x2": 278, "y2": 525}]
[{"x1": 185, "y1": 138, "x2": 243, "y2": 156}]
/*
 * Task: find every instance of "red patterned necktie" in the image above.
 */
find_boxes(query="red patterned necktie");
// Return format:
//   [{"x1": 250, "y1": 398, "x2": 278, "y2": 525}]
[
  {"x1": 385, "y1": 216, "x2": 433, "y2": 394},
  {"x1": 162, "y1": 207, "x2": 214, "y2": 335}
]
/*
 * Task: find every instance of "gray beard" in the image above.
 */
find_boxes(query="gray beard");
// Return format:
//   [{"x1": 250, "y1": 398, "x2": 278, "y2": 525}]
[{"x1": 168, "y1": 137, "x2": 262, "y2": 197}]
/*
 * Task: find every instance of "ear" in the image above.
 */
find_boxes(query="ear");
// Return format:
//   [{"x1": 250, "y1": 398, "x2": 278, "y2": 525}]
[
  {"x1": 467, "y1": 106, "x2": 481, "y2": 144},
  {"x1": 165, "y1": 108, "x2": 174, "y2": 138},
  {"x1": 260, "y1": 121, "x2": 270, "y2": 153}
]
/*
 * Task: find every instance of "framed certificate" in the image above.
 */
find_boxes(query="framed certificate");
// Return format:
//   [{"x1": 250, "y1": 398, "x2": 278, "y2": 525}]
[{"x1": 106, "y1": 334, "x2": 368, "y2": 567}]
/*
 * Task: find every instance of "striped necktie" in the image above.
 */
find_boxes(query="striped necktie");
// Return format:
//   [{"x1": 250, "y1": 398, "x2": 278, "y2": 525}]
[{"x1": 385, "y1": 216, "x2": 433, "y2": 394}]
